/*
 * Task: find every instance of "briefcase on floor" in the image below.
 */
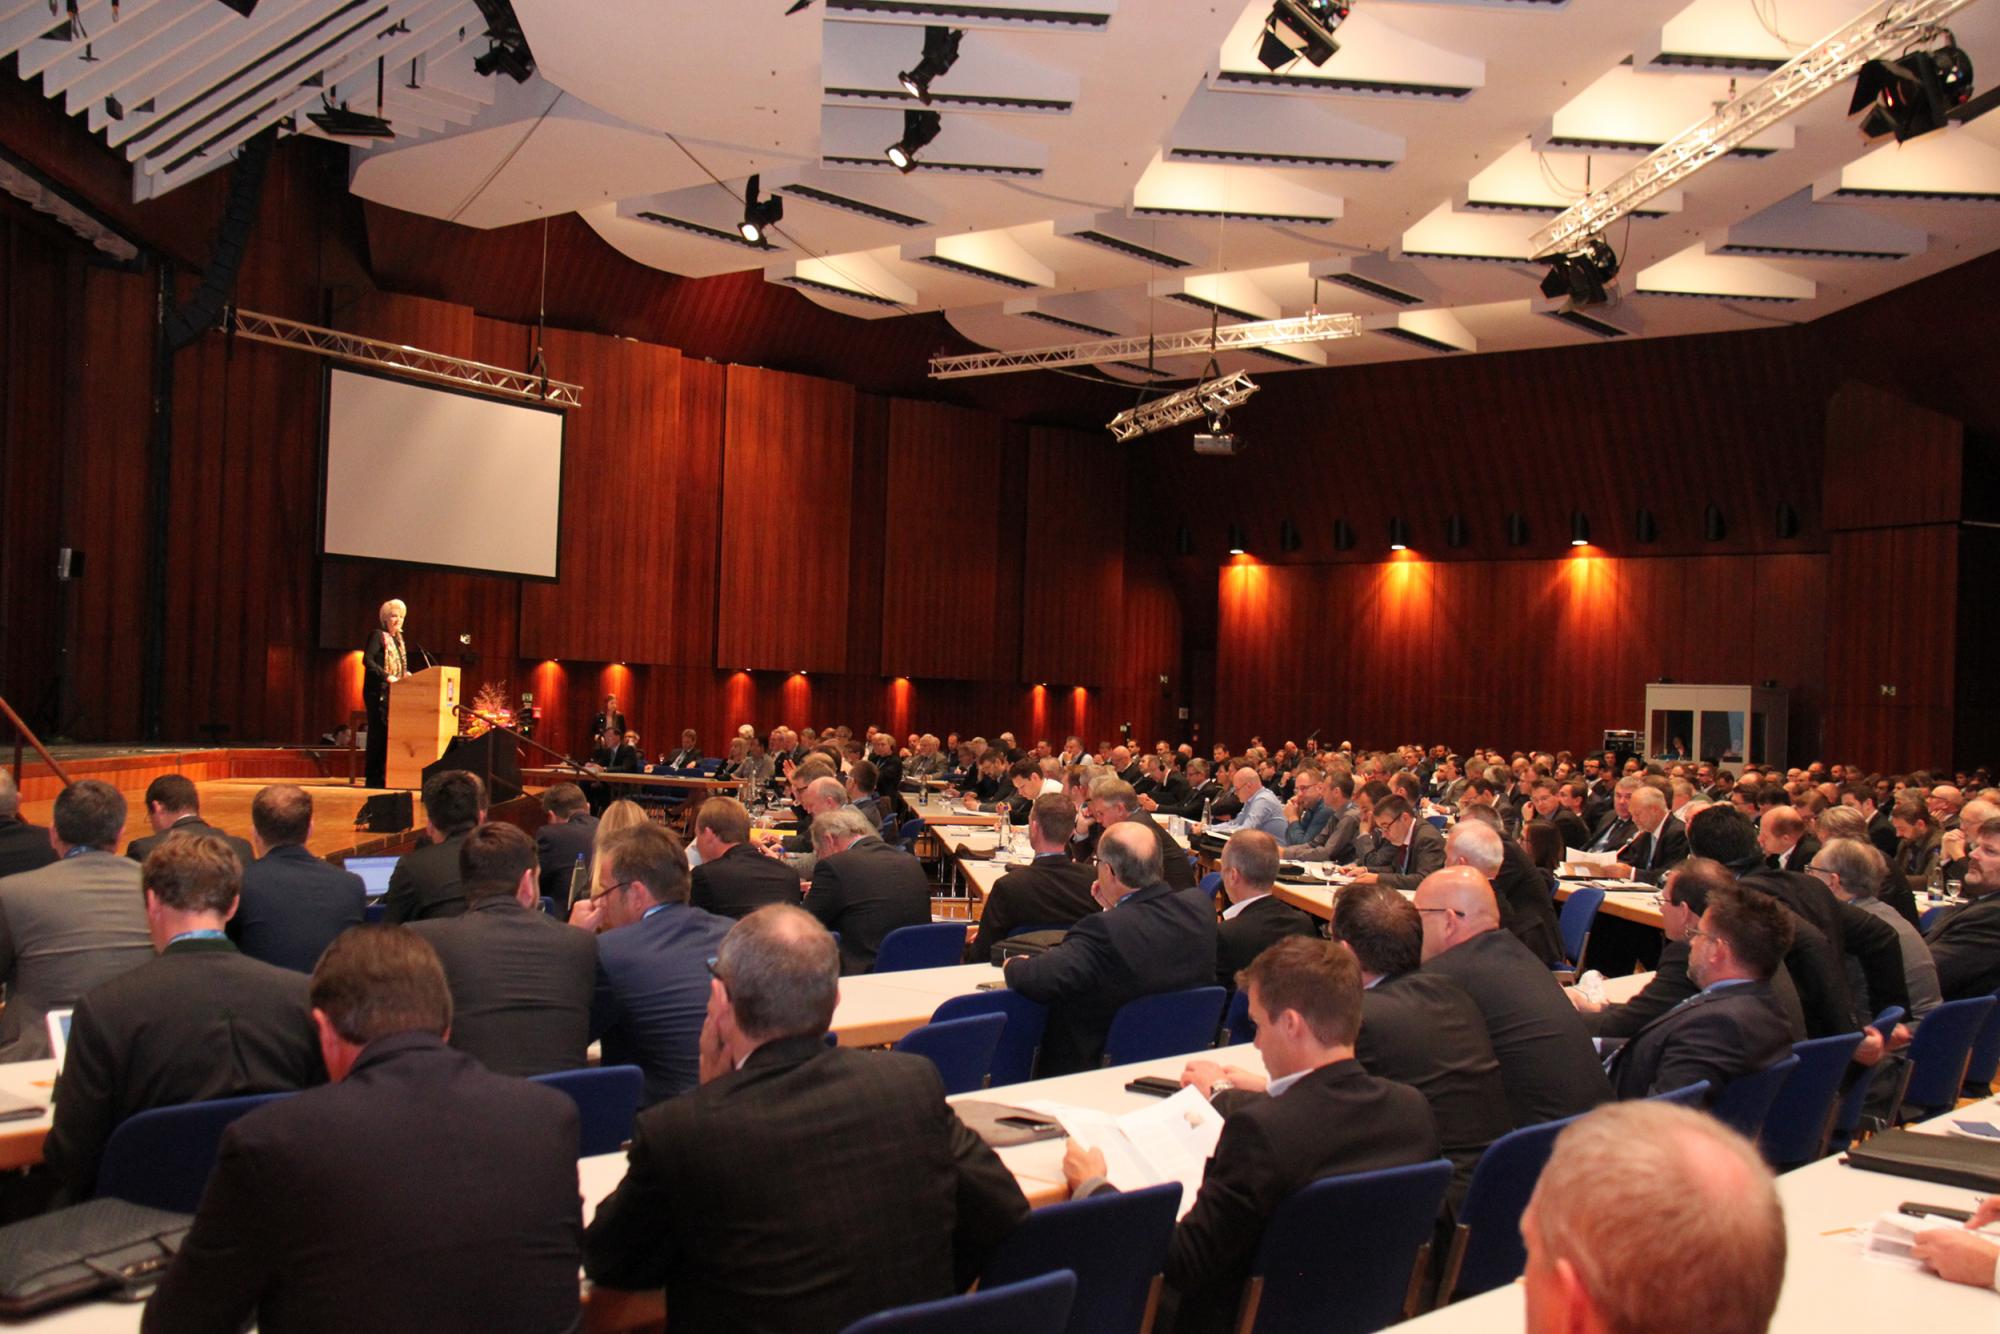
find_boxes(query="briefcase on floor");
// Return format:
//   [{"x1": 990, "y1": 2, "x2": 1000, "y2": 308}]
[
  {"x1": 1843, "y1": 1128, "x2": 2000, "y2": 1192},
  {"x1": 992, "y1": 930, "x2": 1067, "y2": 961},
  {"x1": 0, "y1": 1199, "x2": 193, "y2": 1317}
]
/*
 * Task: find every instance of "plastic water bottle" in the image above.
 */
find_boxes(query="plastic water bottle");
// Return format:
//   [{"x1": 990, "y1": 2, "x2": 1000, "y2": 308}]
[{"x1": 567, "y1": 854, "x2": 587, "y2": 912}]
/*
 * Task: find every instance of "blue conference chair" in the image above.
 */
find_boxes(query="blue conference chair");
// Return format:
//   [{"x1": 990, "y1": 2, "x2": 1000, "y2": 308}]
[
  {"x1": 1919, "y1": 904, "x2": 1946, "y2": 932},
  {"x1": 1827, "y1": 1007, "x2": 1906, "y2": 1154},
  {"x1": 1710, "y1": 1054, "x2": 1801, "y2": 1142},
  {"x1": 981, "y1": 1182, "x2": 1179, "y2": 1334},
  {"x1": 875, "y1": 923, "x2": 970, "y2": 973},
  {"x1": 1223, "y1": 989, "x2": 1256, "y2": 1046},
  {"x1": 1646, "y1": 1080, "x2": 1710, "y2": 1109},
  {"x1": 96, "y1": 1091, "x2": 296, "y2": 1212},
  {"x1": 1199, "y1": 871, "x2": 1224, "y2": 901},
  {"x1": 1437, "y1": 1113, "x2": 1582, "y2": 1302},
  {"x1": 1894, "y1": 994, "x2": 1999, "y2": 1123},
  {"x1": 531, "y1": 1065, "x2": 644, "y2": 1156},
  {"x1": 932, "y1": 990, "x2": 1049, "y2": 1087},
  {"x1": 1760, "y1": 1032, "x2": 1864, "y2": 1169},
  {"x1": 840, "y1": 1271, "x2": 1076, "y2": 1334},
  {"x1": 895, "y1": 1014, "x2": 1007, "y2": 1095},
  {"x1": 1101, "y1": 987, "x2": 1228, "y2": 1067},
  {"x1": 1555, "y1": 887, "x2": 1605, "y2": 974},
  {"x1": 364, "y1": 902, "x2": 387, "y2": 923},
  {"x1": 1963, "y1": 989, "x2": 2000, "y2": 1095},
  {"x1": 1240, "y1": 1159, "x2": 1453, "y2": 1334}
]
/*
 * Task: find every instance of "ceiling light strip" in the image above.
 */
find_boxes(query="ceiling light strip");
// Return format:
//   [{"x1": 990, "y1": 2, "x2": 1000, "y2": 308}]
[
  {"x1": 230, "y1": 309, "x2": 583, "y2": 408},
  {"x1": 928, "y1": 311, "x2": 1361, "y2": 379}
]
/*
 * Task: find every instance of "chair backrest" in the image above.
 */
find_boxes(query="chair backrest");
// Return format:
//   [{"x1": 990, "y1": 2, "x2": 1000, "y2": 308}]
[
  {"x1": 1556, "y1": 887, "x2": 1604, "y2": 970},
  {"x1": 1242, "y1": 1159, "x2": 1454, "y2": 1334},
  {"x1": 982, "y1": 1182, "x2": 1180, "y2": 1334},
  {"x1": 895, "y1": 1014, "x2": 1007, "y2": 1095},
  {"x1": 897, "y1": 817, "x2": 928, "y2": 841},
  {"x1": 840, "y1": 1270, "x2": 1077, "y2": 1334},
  {"x1": 1964, "y1": 989, "x2": 2000, "y2": 1092},
  {"x1": 875, "y1": 922, "x2": 970, "y2": 973},
  {"x1": 529, "y1": 1064, "x2": 644, "y2": 1157},
  {"x1": 1828, "y1": 1010, "x2": 1910, "y2": 1154},
  {"x1": 1438, "y1": 1114, "x2": 1581, "y2": 1301},
  {"x1": 1223, "y1": 989, "x2": 1256, "y2": 1047},
  {"x1": 363, "y1": 901, "x2": 387, "y2": 924},
  {"x1": 1709, "y1": 1054, "x2": 1802, "y2": 1141},
  {"x1": 1199, "y1": 871, "x2": 1224, "y2": 900},
  {"x1": 1918, "y1": 904, "x2": 1945, "y2": 932},
  {"x1": 1102, "y1": 987, "x2": 1229, "y2": 1067},
  {"x1": 96, "y1": 1091, "x2": 296, "y2": 1212},
  {"x1": 1759, "y1": 1033, "x2": 1864, "y2": 1168},
  {"x1": 933, "y1": 990, "x2": 1049, "y2": 1087},
  {"x1": 1898, "y1": 994, "x2": 2000, "y2": 1119},
  {"x1": 1645, "y1": 1080, "x2": 1710, "y2": 1108}
]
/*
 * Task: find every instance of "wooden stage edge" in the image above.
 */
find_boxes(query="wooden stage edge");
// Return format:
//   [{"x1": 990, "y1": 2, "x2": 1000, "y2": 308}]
[{"x1": 9, "y1": 745, "x2": 553, "y2": 863}]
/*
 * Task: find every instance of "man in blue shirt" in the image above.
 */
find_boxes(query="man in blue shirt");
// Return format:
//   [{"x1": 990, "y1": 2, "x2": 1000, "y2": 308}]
[
  {"x1": 1281, "y1": 768, "x2": 1333, "y2": 849},
  {"x1": 1207, "y1": 767, "x2": 1288, "y2": 840}
]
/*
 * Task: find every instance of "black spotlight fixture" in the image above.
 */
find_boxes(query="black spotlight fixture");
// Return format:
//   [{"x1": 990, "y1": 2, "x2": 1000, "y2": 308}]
[
  {"x1": 1703, "y1": 504, "x2": 1727, "y2": 542},
  {"x1": 1634, "y1": 507, "x2": 1658, "y2": 543},
  {"x1": 216, "y1": 0, "x2": 260, "y2": 15},
  {"x1": 1279, "y1": 519, "x2": 1303, "y2": 554},
  {"x1": 1775, "y1": 502, "x2": 1800, "y2": 540},
  {"x1": 1570, "y1": 511, "x2": 1591, "y2": 547},
  {"x1": 1506, "y1": 513, "x2": 1529, "y2": 547},
  {"x1": 898, "y1": 26, "x2": 963, "y2": 104},
  {"x1": 738, "y1": 174, "x2": 783, "y2": 245},
  {"x1": 1539, "y1": 236, "x2": 1620, "y2": 308},
  {"x1": 307, "y1": 97, "x2": 394, "y2": 139},
  {"x1": 1226, "y1": 523, "x2": 1248, "y2": 556},
  {"x1": 1175, "y1": 525, "x2": 1194, "y2": 556},
  {"x1": 885, "y1": 109, "x2": 942, "y2": 172},
  {"x1": 1257, "y1": 0, "x2": 1349, "y2": 70},
  {"x1": 1388, "y1": 518, "x2": 1410, "y2": 552},
  {"x1": 1332, "y1": 519, "x2": 1355, "y2": 552},
  {"x1": 1445, "y1": 514, "x2": 1466, "y2": 549},
  {"x1": 1850, "y1": 36, "x2": 1975, "y2": 142},
  {"x1": 470, "y1": 0, "x2": 534, "y2": 81}
]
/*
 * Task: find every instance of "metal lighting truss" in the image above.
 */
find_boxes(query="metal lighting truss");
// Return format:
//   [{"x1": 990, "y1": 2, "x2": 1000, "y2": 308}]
[
  {"x1": 1529, "y1": 0, "x2": 1986, "y2": 260},
  {"x1": 927, "y1": 311, "x2": 1363, "y2": 379},
  {"x1": 1106, "y1": 371, "x2": 1259, "y2": 443},
  {"x1": 229, "y1": 309, "x2": 585, "y2": 409}
]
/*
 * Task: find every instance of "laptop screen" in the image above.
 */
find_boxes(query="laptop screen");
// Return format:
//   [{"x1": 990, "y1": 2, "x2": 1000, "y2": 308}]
[
  {"x1": 344, "y1": 855, "x2": 400, "y2": 899},
  {"x1": 46, "y1": 1009, "x2": 73, "y2": 1076}
]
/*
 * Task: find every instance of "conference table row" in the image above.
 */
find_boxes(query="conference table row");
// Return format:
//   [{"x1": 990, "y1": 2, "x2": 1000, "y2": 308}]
[{"x1": 1275, "y1": 876, "x2": 1668, "y2": 929}]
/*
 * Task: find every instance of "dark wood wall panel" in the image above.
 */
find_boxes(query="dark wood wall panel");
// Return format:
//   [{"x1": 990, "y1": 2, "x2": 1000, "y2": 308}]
[
  {"x1": 1021, "y1": 427, "x2": 1125, "y2": 685},
  {"x1": 1823, "y1": 525, "x2": 1957, "y2": 770},
  {"x1": 716, "y1": 365, "x2": 855, "y2": 673},
  {"x1": 1822, "y1": 380, "x2": 1962, "y2": 531},
  {"x1": 880, "y1": 399, "x2": 1005, "y2": 678}
]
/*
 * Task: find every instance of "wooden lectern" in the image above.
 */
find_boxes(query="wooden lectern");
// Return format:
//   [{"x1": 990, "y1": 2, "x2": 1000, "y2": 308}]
[{"x1": 384, "y1": 667, "x2": 462, "y2": 791}]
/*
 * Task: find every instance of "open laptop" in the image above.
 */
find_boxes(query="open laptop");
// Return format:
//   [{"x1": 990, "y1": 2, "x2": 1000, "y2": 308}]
[
  {"x1": 45, "y1": 1008, "x2": 73, "y2": 1076},
  {"x1": 344, "y1": 854, "x2": 401, "y2": 902}
]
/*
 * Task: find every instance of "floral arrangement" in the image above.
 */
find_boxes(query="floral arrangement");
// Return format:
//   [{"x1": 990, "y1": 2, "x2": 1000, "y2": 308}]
[{"x1": 462, "y1": 681, "x2": 515, "y2": 736}]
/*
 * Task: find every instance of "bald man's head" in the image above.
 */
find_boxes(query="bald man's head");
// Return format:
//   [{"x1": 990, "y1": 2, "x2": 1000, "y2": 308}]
[{"x1": 1411, "y1": 866, "x2": 1499, "y2": 961}]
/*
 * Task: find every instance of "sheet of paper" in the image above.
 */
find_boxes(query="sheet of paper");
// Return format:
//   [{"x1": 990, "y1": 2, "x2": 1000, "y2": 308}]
[
  {"x1": 1013, "y1": 1087, "x2": 1227, "y2": 1218},
  {"x1": 1564, "y1": 847, "x2": 1619, "y2": 867}
]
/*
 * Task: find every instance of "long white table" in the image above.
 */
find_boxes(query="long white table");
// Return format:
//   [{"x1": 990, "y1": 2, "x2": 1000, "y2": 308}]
[{"x1": 830, "y1": 962, "x2": 993, "y2": 1046}]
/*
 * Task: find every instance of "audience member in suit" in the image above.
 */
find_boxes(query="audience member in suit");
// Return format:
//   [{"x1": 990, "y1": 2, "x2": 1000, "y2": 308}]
[
  {"x1": 143, "y1": 926, "x2": 583, "y2": 1334},
  {"x1": 534, "y1": 782, "x2": 598, "y2": 906},
  {"x1": 380, "y1": 769, "x2": 486, "y2": 925},
  {"x1": 1290, "y1": 775, "x2": 1370, "y2": 864},
  {"x1": 1277, "y1": 767, "x2": 1335, "y2": 850},
  {"x1": 0, "y1": 769, "x2": 55, "y2": 880},
  {"x1": 1442, "y1": 813, "x2": 1565, "y2": 968},
  {"x1": 1521, "y1": 1103, "x2": 1786, "y2": 1334},
  {"x1": 359, "y1": 598, "x2": 408, "y2": 790},
  {"x1": 408, "y1": 823, "x2": 597, "y2": 1077},
  {"x1": 846, "y1": 759, "x2": 888, "y2": 832},
  {"x1": 1892, "y1": 799, "x2": 1944, "y2": 882},
  {"x1": 1936, "y1": 799, "x2": 1996, "y2": 892},
  {"x1": 691, "y1": 797, "x2": 804, "y2": 920},
  {"x1": 124, "y1": 774, "x2": 254, "y2": 867},
  {"x1": 585, "y1": 906, "x2": 1029, "y2": 1332},
  {"x1": 1145, "y1": 758, "x2": 1220, "y2": 820},
  {"x1": 660, "y1": 729, "x2": 702, "y2": 770},
  {"x1": 965, "y1": 796, "x2": 1099, "y2": 963},
  {"x1": 1528, "y1": 780, "x2": 1591, "y2": 854},
  {"x1": 570, "y1": 820, "x2": 734, "y2": 1105},
  {"x1": 1206, "y1": 766, "x2": 1289, "y2": 840},
  {"x1": 801, "y1": 807, "x2": 933, "y2": 974},
  {"x1": 1605, "y1": 885, "x2": 1796, "y2": 1100},
  {"x1": 230, "y1": 784, "x2": 366, "y2": 974},
  {"x1": 586, "y1": 727, "x2": 643, "y2": 812},
  {"x1": 1415, "y1": 867, "x2": 1611, "y2": 1127},
  {"x1": 46, "y1": 833, "x2": 323, "y2": 1202},
  {"x1": 867, "y1": 733, "x2": 905, "y2": 803},
  {"x1": 0, "y1": 780, "x2": 151, "y2": 1061},
  {"x1": 1329, "y1": 884, "x2": 1513, "y2": 1210},
  {"x1": 1213, "y1": 830, "x2": 1319, "y2": 988},
  {"x1": 964, "y1": 758, "x2": 1039, "y2": 826},
  {"x1": 1132, "y1": 754, "x2": 1191, "y2": 814},
  {"x1": 1607, "y1": 786, "x2": 1689, "y2": 885},
  {"x1": 1348, "y1": 795, "x2": 1447, "y2": 891},
  {"x1": 1926, "y1": 821, "x2": 2000, "y2": 999},
  {"x1": 1090, "y1": 778, "x2": 1199, "y2": 892},
  {"x1": 1758, "y1": 805, "x2": 1820, "y2": 874},
  {"x1": 1006, "y1": 821, "x2": 1218, "y2": 1074},
  {"x1": 1583, "y1": 778, "x2": 1640, "y2": 853},
  {"x1": 1065, "y1": 936, "x2": 1441, "y2": 1334},
  {"x1": 1813, "y1": 837, "x2": 1941, "y2": 1021}
]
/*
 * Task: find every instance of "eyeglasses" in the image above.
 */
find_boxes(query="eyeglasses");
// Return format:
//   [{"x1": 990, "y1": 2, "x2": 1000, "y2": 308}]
[
  {"x1": 593, "y1": 878, "x2": 641, "y2": 901},
  {"x1": 1803, "y1": 863, "x2": 1835, "y2": 880}
]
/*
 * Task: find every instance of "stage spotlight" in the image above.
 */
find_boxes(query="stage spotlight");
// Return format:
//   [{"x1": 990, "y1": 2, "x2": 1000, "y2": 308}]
[
  {"x1": 307, "y1": 99, "x2": 394, "y2": 139},
  {"x1": 1570, "y1": 512, "x2": 1591, "y2": 547},
  {"x1": 1851, "y1": 38, "x2": 1974, "y2": 142},
  {"x1": 1333, "y1": 519, "x2": 1355, "y2": 552},
  {"x1": 1775, "y1": 503, "x2": 1800, "y2": 540},
  {"x1": 1634, "y1": 507, "x2": 1658, "y2": 543},
  {"x1": 1279, "y1": 519, "x2": 1302, "y2": 553},
  {"x1": 1704, "y1": 504, "x2": 1727, "y2": 542},
  {"x1": 886, "y1": 109, "x2": 943, "y2": 172},
  {"x1": 1175, "y1": 526, "x2": 1194, "y2": 556},
  {"x1": 738, "y1": 175, "x2": 783, "y2": 244},
  {"x1": 1507, "y1": 513, "x2": 1529, "y2": 547},
  {"x1": 1539, "y1": 236, "x2": 1620, "y2": 308},
  {"x1": 474, "y1": 38, "x2": 534, "y2": 82},
  {"x1": 1227, "y1": 523, "x2": 1248, "y2": 556},
  {"x1": 1257, "y1": 0, "x2": 1348, "y2": 70},
  {"x1": 898, "y1": 27, "x2": 963, "y2": 104},
  {"x1": 1445, "y1": 514, "x2": 1466, "y2": 549},
  {"x1": 1388, "y1": 517, "x2": 1410, "y2": 552}
]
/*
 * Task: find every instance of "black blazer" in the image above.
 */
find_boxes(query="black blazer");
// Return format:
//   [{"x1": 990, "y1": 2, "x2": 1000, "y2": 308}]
[
  {"x1": 692, "y1": 843, "x2": 805, "y2": 920},
  {"x1": 230, "y1": 845, "x2": 367, "y2": 974},
  {"x1": 590, "y1": 744, "x2": 642, "y2": 774},
  {"x1": 1615, "y1": 818, "x2": 1689, "y2": 884},
  {"x1": 409, "y1": 896, "x2": 599, "y2": 1076},
  {"x1": 361, "y1": 628, "x2": 403, "y2": 709},
  {"x1": 1006, "y1": 881, "x2": 1218, "y2": 1074},
  {"x1": 1361, "y1": 820, "x2": 1447, "y2": 890},
  {"x1": 1926, "y1": 893, "x2": 2000, "y2": 999},
  {"x1": 380, "y1": 831, "x2": 471, "y2": 924},
  {"x1": 1606, "y1": 980, "x2": 1795, "y2": 1100},
  {"x1": 1740, "y1": 868, "x2": 1909, "y2": 1023},
  {"x1": 1585, "y1": 812, "x2": 1635, "y2": 854},
  {"x1": 1128, "y1": 810, "x2": 1197, "y2": 892},
  {"x1": 143, "y1": 1033, "x2": 582, "y2": 1334},
  {"x1": 1491, "y1": 842, "x2": 1565, "y2": 967},
  {"x1": 1159, "y1": 778, "x2": 1218, "y2": 820},
  {"x1": 1356, "y1": 972, "x2": 1514, "y2": 1210},
  {"x1": 585, "y1": 1038, "x2": 1028, "y2": 1334},
  {"x1": 1550, "y1": 811, "x2": 1592, "y2": 852},
  {"x1": 803, "y1": 836, "x2": 933, "y2": 974},
  {"x1": 1215, "y1": 895, "x2": 1320, "y2": 988},
  {"x1": 965, "y1": 854, "x2": 1098, "y2": 963},
  {"x1": 1420, "y1": 929, "x2": 1611, "y2": 1127},
  {"x1": 126, "y1": 814, "x2": 254, "y2": 867},
  {"x1": 1766, "y1": 834, "x2": 1820, "y2": 874},
  {"x1": 536, "y1": 813, "x2": 598, "y2": 903},
  {"x1": 0, "y1": 816, "x2": 55, "y2": 880},
  {"x1": 46, "y1": 939, "x2": 322, "y2": 1201}
]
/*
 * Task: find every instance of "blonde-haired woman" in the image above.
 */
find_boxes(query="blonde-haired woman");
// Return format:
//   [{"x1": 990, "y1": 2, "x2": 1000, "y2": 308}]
[
  {"x1": 362, "y1": 598, "x2": 408, "y2": 788},
  {"x1": 588, "y1": 798, "x2": 651, "y2": 899}
]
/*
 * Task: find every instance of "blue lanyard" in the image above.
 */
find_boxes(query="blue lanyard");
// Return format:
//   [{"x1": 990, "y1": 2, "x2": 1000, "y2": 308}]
[{"x1": 168, "y1": 929, "x2": 228, "y2": 946}]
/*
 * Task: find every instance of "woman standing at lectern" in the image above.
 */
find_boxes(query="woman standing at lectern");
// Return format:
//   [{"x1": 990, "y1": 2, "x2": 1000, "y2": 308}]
[{"x1": 362, "y1": 598, "x2": 409, "y2": 789}]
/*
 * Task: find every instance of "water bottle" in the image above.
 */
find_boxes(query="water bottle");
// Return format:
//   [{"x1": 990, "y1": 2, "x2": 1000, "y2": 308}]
[
  {"x1": 1928, "y1": 858, "x2": 1946, "y2": 901},
  {"x1": 567, "y1": 854, "x2": 587, "y2": 912}
]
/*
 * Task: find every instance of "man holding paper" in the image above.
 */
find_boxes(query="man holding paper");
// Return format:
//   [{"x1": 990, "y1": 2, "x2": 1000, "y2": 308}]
[{"x1": 1061, "y1": 936, "x2": 1440, "y2": 1334}]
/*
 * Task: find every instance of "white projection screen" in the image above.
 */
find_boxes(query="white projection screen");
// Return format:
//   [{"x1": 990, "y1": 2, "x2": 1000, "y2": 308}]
[{"x1": 321, "y1": 367, "x2": 565, "y2": 580}]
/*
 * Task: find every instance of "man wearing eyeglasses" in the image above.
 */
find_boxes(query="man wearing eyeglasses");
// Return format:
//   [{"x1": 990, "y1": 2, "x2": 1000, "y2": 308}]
[
  {"x1": 1925, "y1": 822, "x2": 2000, "y2": 1001},
  {"x1": 1342, "y1": 795, "x2": 1445, "y2": 891}
]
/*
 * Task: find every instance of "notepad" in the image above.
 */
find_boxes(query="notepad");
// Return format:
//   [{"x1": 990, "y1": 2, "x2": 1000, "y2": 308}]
[{"x1": 1014, "y1": 1086, "x2": 1226, "y2": 1219}]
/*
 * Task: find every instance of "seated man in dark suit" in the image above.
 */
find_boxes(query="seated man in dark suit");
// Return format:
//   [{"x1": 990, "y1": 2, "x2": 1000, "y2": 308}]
[
  {"x1": 1133, "y1": 753, "x2": 1191, "y2": 814},
  {"x1": 1345, "y1": 795, "x2": 1447, "y2": 890},
  {"x1": 1290, "y1": 774, "x2": 1369, "y2": 864},
  {"x1": 1582, "y1": 777, "x2": 1640, "y2": 853},
  {"x1": 1090, "y1": 777, "x2": 1199, "y2": 892},
  {"x1": 408, "y1": 822, "x2": 598, "y2": 1077},
  {"x1": 1065, "y1": 936, "x2": 1440, "y2": 1334},
  {"x1": 381, "y1": 769, "x2": 486, "y2": 924},
  {"x1": 965, "y1": 795, "x2": 1099, "y2": 963},
  {"x1": 0, "y1": 768, "x2": 55, "y2": 879},
  {"x1": 585, "y1": 905, "x2": 1029, "y2": 1331},
  {"x1": 534, "y1": 781, "x2": 598, "y2": 906},
  {"x1": 1606, "y1": 786, "x2": 1689, "y2": 885},
  {"x1": 1213, "y1": 829, "x2": 1318, "y2": 987},
  {"x1": 1415, "y1": 867, "x2": 1611, "y2": 1127},
  {"x1": 801, "y1": 807, "x2": 933, "y2": 973},
  {"x1": 1605, "y1": 884, "x2": 1796, "y2": 1100},
  {"x1": 1445, "y1": 812, "x2": 1564, "y2": 968},
  {"x1": 1758, "y1": 804, "x2": 1819, "y2": 874},
  {"x1": 124, "y1": 773, "x2": 254, "y2": 866},
  {"x1": 964, "y1": 758, "x2": 1041, "y2": 826},
  {"x1": 691, "y1": 795, "x2": 804, "y2": 920},
  {"x1": 1005, "y1": 821, "x2": 1218, "y2": 1074},
  {"x1": 661, "y1": 729, "x2": 703, "y2": 771},
  {"x1": 1927, "y1": 820, "x2": 2000, "y2": 999},
  {"x1": 47, "y1": 834, "x2": 323, "y2": 1203},
  {"x1": 1329, "y1": 883, "x2": 1513, "y2": 1211},
  {"x1": 571, "y1": 821, "x2": 734, "y2": 1104},
  {"x1": 846, "y1": 759, "x2": 886, "y2": 831},
  {"x1": 143, "y1": 926, "x2": 583, "y2": 1334},
  {"x1": 230, "y1": 784, "x2": 365, "y2": 974}
]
